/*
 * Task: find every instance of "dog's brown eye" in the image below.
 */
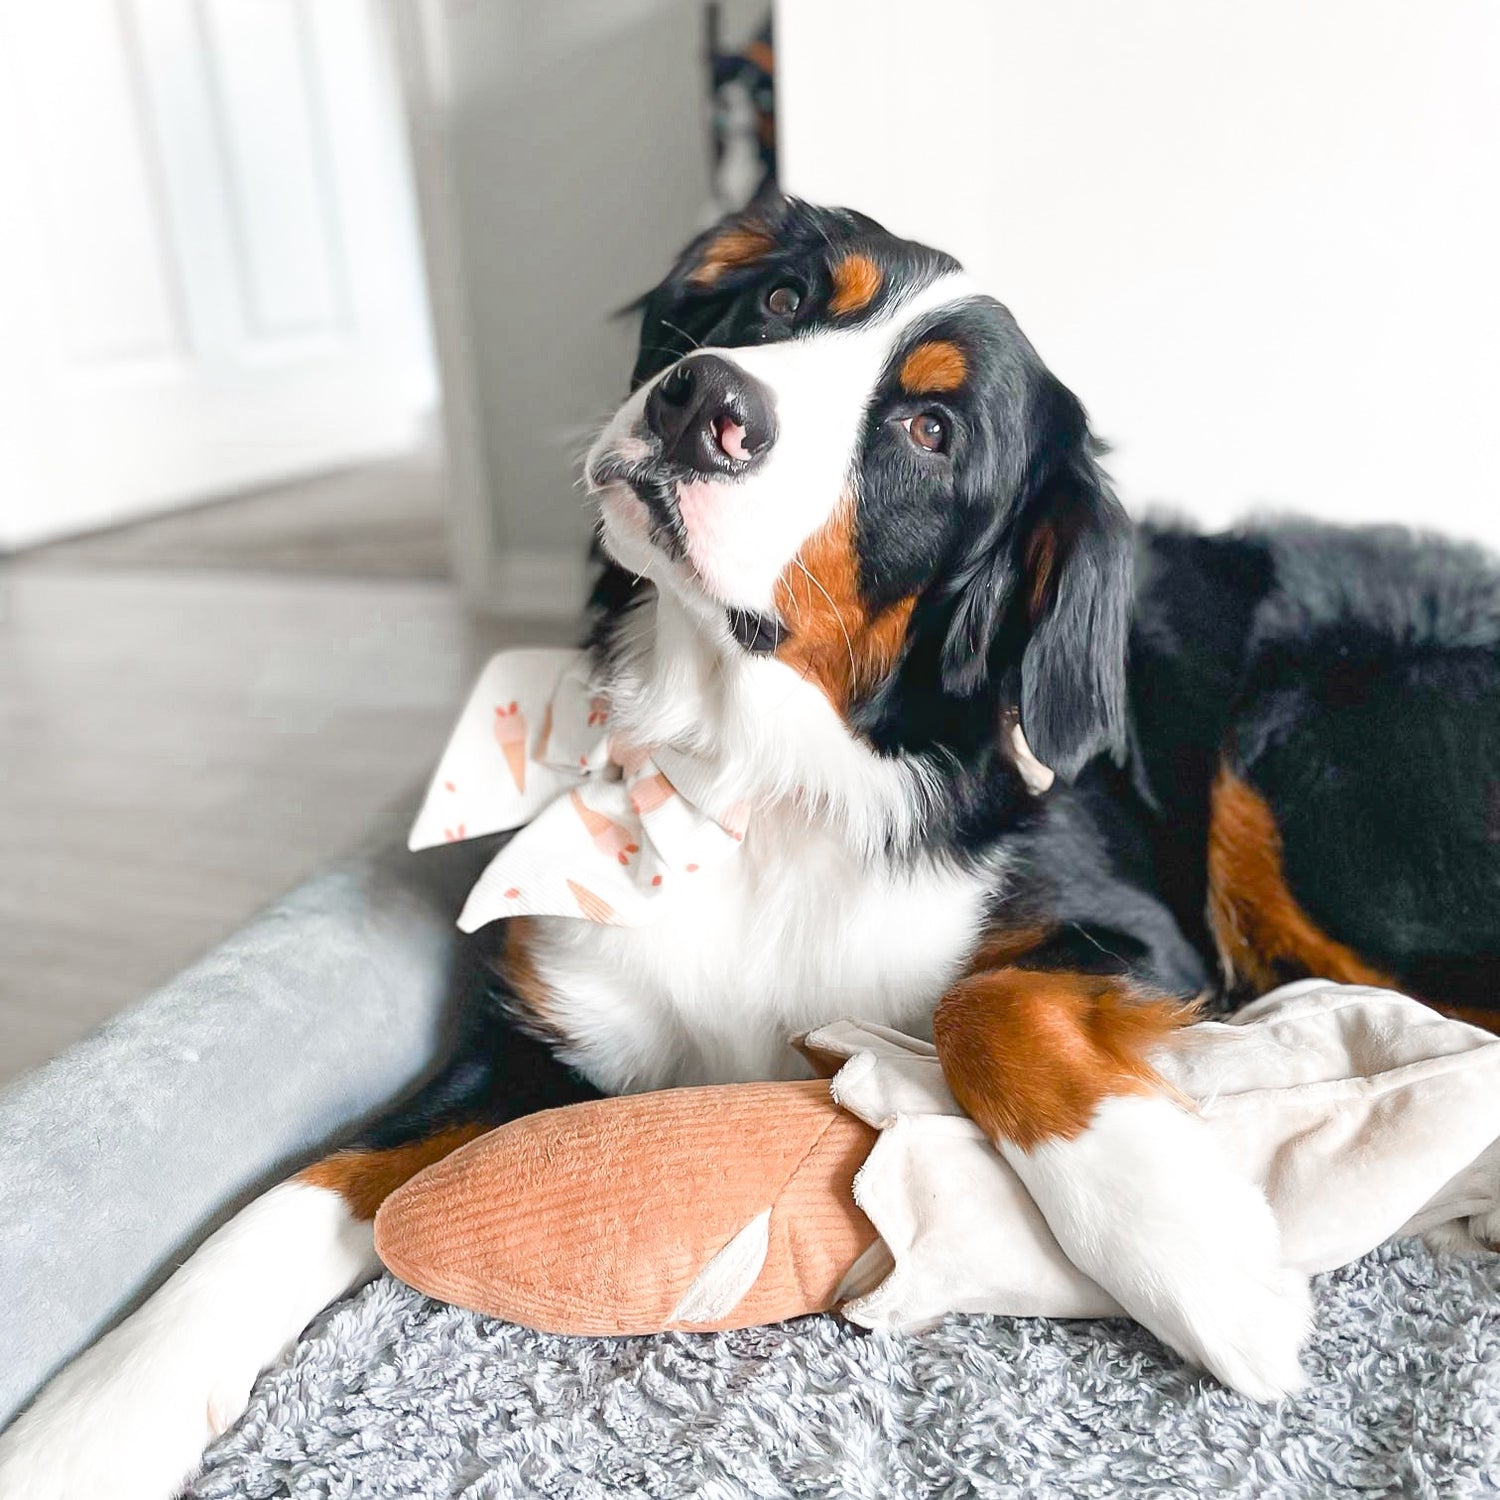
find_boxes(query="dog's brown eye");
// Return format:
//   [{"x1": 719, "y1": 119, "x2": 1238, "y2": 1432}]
[
  {"x1": 906, "y1": 412, "x2": 949, "y2": 453},
  {"x1": 765, "y1": 284, "x2": 801, "y2": 316}
]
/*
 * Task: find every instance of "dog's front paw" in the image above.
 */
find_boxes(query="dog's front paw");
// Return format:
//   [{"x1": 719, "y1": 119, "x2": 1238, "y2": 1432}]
[
  {"x1": 1143, "y1": 1239, "x2": 1311, "y2": 1403},
  {"x1": 1014, "y1": 1093, "x2": 1311, "y2": 1401}
]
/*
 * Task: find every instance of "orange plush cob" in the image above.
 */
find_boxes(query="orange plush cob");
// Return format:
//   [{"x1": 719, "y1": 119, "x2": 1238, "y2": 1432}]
[{"x1": 375, "y1": 1079, "x2": 878, "y2": 1335}]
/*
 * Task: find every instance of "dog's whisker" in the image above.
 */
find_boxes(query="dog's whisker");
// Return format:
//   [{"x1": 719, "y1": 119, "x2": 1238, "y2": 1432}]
[
  {"x1": 636, "y1": 343, "x2": 699, "y2": 362},
  {"x1": 794, "y1": 555, "x2": 858, "y2": 689},
  {"x1": 658, "y1": 319, "x2": 704, "y2": 351}
]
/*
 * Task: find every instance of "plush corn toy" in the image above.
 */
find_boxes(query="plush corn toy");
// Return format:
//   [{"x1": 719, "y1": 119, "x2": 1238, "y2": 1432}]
[{"x1": 375, "y1": 986, "x2": 1500, "y2": 1341}]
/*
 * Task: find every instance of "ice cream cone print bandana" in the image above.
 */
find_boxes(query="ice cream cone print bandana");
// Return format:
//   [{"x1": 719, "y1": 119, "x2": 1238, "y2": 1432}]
[{"x1": 409, "y1": 648, "x2": 749, "y2": 929}]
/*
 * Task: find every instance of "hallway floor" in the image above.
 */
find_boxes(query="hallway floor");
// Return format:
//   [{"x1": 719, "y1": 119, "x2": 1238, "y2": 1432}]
[{"x1": 0, "y1": 454, "x2": 570, "y2": 1082}]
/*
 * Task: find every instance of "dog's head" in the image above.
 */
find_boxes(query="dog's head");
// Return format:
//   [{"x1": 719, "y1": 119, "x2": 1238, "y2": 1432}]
[{"x1": 586, "y1": 194, "x2": 1131, "y2": 819}]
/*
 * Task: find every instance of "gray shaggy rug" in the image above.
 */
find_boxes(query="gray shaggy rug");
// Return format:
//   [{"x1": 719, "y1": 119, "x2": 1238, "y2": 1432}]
[{"x1": 187, "y1": 1239, "x2": 1500, "y2": 1500}]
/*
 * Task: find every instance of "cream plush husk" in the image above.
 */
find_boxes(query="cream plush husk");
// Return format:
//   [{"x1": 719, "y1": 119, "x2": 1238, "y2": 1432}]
[{"x1": 375, "y1": 982, "x2": 1500, "y2": 1339}]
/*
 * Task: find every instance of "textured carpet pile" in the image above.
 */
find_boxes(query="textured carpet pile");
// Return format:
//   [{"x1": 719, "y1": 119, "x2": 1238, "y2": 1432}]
[{"x1": 188, "y1": 1240, "x2": 1500, "y2": 1499}]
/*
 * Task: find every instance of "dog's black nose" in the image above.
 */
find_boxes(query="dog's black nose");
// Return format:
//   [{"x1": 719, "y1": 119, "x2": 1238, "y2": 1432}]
[{"x1": 644, "y1": 355, "x2": 775, "y2": 476}]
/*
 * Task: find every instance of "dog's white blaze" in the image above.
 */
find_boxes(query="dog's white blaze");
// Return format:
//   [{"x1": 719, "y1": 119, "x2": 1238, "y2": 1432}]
[
  {"x1": 590, "y1": 270, "x2": 977, "y2": 615},
  {"x1": 0, "y1": 1181, "x2": 378, "y2": 1500},
  {"x1": 1010, "y1": 1093, "x2": 1312, "y2": 1401}
]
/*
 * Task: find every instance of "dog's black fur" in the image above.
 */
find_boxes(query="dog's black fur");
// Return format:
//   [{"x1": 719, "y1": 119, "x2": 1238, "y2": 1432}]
[{"x1": 1132, "y1": 520, "x2": 1500, "y2": 1002}]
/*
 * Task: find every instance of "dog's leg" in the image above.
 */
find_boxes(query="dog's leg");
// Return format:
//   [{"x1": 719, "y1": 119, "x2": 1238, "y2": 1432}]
[
  {"x1": 0, "y1": 1172, "x2": 383, "y2": 1500},
  {"x1": 934, "y1": 965, "x2": 1310, "y2": 1400},
  {"x1": 0, "y1": 995, "x2": 599, "y2": 1500}
]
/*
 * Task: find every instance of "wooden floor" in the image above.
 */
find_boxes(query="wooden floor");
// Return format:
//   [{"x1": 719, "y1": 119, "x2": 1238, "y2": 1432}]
[
  {"x1": 0, "y1": 457, "x2": 571, "y2": 1083},
  {"x1": 23, "y1": 446, "x2": 453, "y2": 581}
]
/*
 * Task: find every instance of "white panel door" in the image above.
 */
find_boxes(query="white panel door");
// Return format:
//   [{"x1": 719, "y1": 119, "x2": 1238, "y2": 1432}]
[{"x1": 0, "y1": 0, "x2": 435, "y2": 549}]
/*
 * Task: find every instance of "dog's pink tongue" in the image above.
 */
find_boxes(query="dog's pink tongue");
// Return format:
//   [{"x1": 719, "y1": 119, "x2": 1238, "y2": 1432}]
[{"x1": 716, "y1": 418, "x2": 751, "y2": 461}]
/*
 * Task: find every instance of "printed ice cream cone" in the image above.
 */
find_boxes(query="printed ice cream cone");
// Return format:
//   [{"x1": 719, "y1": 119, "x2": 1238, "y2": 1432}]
[
  {"x1": 569, "y1": 790, "x2": 641, "y2": 865},
  {"x1": 493, "y1": 702, "x2": 528, "y2": 792},
  {"x1": 535, "y1": 700, "x2": 554, "y2": 762},
  {"x1": 567, "y1": 879, "x2": 622, "y2": 924},
  {"x1": 629, "y1": 772, "x2": 677, "y2": 815},
  {"x1": 720, "y1": 800, "x2": 751, "y2": 842}
]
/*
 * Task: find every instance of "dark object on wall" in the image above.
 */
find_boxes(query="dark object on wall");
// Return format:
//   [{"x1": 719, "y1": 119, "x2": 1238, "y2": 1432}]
[{"x1": 707, "y1": 9, "x2": 775, "y2": 208}]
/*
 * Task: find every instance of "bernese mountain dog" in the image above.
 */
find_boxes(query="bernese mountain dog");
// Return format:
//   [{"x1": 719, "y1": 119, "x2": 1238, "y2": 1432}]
[{"x1": 6, "y1": 194, "x2": 1500, "y2": 1498}]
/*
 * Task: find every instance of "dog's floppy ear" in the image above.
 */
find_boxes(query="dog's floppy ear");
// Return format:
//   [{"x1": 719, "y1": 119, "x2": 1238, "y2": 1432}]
[
  {"x1": 941, "y1": 379, "x2": 1133, "y2": 783},
  {"x1": 1015, "y1": 465, "x2": 1133, "y2": 780}
]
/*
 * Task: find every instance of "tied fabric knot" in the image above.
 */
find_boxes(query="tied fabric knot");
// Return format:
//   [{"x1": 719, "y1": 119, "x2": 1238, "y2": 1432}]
[{"x1": 409, "y1": 649, "x2": 749, "y2": 929}]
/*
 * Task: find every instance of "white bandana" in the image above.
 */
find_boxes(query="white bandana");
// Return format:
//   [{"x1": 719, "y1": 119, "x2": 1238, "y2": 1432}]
[{"x1": 409, "y1": 649, "x2": 749, "y2": 930}]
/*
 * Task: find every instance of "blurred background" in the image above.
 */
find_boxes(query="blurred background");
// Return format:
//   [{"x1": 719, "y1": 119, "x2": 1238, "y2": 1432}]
[{"x1": 1, "y1": 0, "x2": 1496, "y2": 1081}]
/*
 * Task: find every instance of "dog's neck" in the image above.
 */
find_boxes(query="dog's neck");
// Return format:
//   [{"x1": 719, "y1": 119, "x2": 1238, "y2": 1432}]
[{"x1": 597, "y1": 585, "x2": 934, "y2": 861}]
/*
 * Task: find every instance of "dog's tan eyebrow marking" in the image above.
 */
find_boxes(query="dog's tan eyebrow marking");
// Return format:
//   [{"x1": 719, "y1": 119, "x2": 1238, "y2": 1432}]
[
  {"x1": 689, "y1": 226, "x2": 776, "y2": 286},
  {"x1": 828, "y1": 253, "x2": 883, "y2": 315},
  {"x1": 900, "y1": 339, "x2": 968, "y2": 393}
]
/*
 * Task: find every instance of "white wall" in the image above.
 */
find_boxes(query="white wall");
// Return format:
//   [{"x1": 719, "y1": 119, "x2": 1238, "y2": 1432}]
[{"x1": 778, "y1": 1, "x2": 1500, "y2": 546}]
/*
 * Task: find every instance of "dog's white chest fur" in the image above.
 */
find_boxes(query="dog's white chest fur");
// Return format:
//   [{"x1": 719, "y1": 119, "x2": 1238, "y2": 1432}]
[{"x1": 526, "y1": 803, "x2": 990, "y2": 1093}]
